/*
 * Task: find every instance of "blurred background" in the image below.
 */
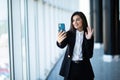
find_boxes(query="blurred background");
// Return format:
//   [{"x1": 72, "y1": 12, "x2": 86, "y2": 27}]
[{"x1": 0, "y1": 0, "x2": 119, "y2": 80}]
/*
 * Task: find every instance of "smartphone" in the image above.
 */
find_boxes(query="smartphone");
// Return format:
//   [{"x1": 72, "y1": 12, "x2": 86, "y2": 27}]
[{"x1": 58, "y1": 23, "x2": 66, "y2": 32}]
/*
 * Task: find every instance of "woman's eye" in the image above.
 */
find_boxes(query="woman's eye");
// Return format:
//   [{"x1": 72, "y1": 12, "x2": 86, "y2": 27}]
[
  {"x1": 73, "y1": 18, "x2": 81, "y2": 22},
  {"x1": 76, "y1": 18, "x2": 81, "y2": 21}
]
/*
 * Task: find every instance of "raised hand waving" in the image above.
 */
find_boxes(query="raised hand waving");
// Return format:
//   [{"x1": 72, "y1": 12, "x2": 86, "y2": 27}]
[{"x1": 85, "y1": 26, "x2": 94, "y2": 39}]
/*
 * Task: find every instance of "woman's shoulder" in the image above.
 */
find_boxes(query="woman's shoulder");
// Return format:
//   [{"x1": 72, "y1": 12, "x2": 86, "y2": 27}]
[
  {"x1": 66, "y1": 30, "x2": 75, "y2": 38},
  {"x1": 66, "y1": 30, "x2": 75, "y2": 34}
]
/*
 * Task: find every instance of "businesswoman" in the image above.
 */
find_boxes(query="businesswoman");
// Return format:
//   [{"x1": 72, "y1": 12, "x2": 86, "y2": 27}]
[{"x1": 57, "y1": 11, "x2": 94, "y2": 80}]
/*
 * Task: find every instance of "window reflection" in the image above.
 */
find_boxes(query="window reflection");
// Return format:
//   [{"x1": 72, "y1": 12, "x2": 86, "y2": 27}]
[{"x1": 0, "y1": 0, "x2": 10, "y2": 80}]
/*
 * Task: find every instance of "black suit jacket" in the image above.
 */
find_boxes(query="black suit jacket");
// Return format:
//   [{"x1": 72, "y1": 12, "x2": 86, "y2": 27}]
[{"x1": 57, "y1": 30, "x2": 94, "y2": 78}]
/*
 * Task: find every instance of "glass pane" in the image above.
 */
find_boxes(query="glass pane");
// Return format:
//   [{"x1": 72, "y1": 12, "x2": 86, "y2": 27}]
[
  {"x1": 0, "y1": 0, "x2": 10, "y2": 80},
  {"x1": 21, "y1": 0, "x2": 27, "y2": 80}
]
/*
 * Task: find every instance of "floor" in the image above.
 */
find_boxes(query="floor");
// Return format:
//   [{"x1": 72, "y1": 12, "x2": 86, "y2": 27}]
[{"x1": 47, "y1": 45, "x2": 120, "y2": 80}]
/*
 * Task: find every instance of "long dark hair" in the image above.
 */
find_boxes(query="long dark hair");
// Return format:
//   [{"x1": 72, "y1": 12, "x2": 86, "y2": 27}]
[{"x1": 69, "y1": 11, "x2": 88, "y2": 32}]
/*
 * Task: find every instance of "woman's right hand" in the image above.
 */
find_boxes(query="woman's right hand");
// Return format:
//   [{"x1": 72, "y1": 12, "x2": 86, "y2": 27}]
[{"x1": 57, "y1": 31, "x2": 67, "y2": 44}]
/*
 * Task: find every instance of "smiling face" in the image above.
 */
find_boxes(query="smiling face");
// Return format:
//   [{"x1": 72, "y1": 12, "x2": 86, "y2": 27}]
[{"x1": 72, "y1": 15, "x2": 83, "y2": 31}]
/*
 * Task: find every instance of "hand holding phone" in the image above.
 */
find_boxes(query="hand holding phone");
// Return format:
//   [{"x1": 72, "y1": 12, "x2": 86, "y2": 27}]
[
  {"x1": 57, "y1": 30, "x2": 67, "y2": 44},
  {"x1": 58, "y1": 23, "x2": 66, "y2": 32},
  {"x1": 57, "y1": 23, "x2": 66, "y2": 43}
]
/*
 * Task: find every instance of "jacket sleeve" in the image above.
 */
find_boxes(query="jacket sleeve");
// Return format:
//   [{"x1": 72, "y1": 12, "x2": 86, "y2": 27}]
[{"x1": 84, "y1": 35, "x2": 94, "y2": 58}]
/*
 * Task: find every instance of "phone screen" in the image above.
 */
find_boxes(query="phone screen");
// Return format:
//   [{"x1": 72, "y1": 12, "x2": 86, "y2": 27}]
[{"x1": 58, "y1": 23, "x2": 65, "y2": 32}]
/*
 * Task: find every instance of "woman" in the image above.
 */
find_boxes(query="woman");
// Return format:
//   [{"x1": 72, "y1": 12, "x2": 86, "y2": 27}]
[{"x1": 56, "y1": 11, "x2": 94, "y2": 80}]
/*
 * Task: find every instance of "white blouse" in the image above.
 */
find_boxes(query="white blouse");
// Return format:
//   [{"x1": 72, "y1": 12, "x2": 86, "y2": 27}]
[{"x1": 72, "y1": 30, "x2": 84, "y2": 61}]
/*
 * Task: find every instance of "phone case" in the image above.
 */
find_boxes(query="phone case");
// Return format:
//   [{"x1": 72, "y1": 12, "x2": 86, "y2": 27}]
[{"x1": 58, "y1": 23, "x2": 65, "y2": 32}]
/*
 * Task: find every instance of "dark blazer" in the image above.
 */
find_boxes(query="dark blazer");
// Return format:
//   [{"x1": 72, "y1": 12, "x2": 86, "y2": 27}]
[{"x1": 57, "y1": 30, "x2": 94, "y2": 78}]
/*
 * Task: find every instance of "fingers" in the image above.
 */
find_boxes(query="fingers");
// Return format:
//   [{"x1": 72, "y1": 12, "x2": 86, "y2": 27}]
[
  {"x1": 58, "y1": 31, "x2": 66, "y2": 37},
  {"x1": 57, "y1": 31, "x2": 67, "y2": 43},
  {"x1": 58, "y1": 35, "x2": 66, "y2": 42},
  {"x1": 87, "y1": 26, "x2": 94, "y2": 34},
  {"x1": 58, "y1": 32, "x2": 66, "y2": 39},
  {"x1": 85, "y1": 26, "x2": 94, "y2": 39},
  {"x1": 87, "y1": 26, "x2": 92, "y2": 32}
]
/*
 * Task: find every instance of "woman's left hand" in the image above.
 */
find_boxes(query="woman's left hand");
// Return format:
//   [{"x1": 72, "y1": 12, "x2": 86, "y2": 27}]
[{"x1": 85, "y1": 26, "x2": 94, "y2": 39}]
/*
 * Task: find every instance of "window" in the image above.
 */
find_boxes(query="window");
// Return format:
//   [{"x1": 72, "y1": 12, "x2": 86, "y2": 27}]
[{"x1": 0, "y1": 0, "x2": 10, "y2": 80}]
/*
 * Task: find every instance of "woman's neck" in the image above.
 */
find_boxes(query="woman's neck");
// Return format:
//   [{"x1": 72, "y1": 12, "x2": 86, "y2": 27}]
[{"x1": 77, "y1": 27, "x2": 83, "y2": 32}]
